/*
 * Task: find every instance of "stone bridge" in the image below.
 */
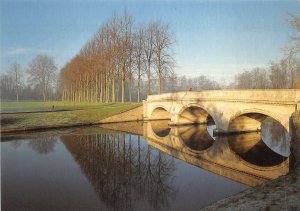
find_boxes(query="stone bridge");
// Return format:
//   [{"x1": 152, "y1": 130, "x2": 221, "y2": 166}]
[{"x1": 143, "y1": 90, "x2": 300, "y2": 134}]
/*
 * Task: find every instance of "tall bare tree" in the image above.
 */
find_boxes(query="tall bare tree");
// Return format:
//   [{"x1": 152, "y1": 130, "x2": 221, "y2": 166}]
[
  {"x1": 27, "y1": 54, "x2": 57, "y2": 101},
  {"x1": 133, "y1": 27, "x2": 146, "y2": 102},
  {"x1": 152, "y1": 22, "x2": 175, "y2": 94},
  {"x1": 9, "y1": 62, "x2": 23, "y2": 101},
  {"x1": 143, "y1": 23, "x2": 155, "y2": 96}
]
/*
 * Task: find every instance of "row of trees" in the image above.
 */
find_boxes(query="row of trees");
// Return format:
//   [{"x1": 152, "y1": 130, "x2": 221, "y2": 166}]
[
  {"x1": 59, "y1": 11, "x2": 175, "y2": 103},
  {"x1": 0, "y1": 55, "x2": 57, "y2": 101}
]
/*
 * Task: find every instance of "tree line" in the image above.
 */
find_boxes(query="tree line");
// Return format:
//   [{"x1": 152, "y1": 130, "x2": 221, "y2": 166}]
[{"x1": 60, "y1": 11, "x2": 175, "y2": 103}]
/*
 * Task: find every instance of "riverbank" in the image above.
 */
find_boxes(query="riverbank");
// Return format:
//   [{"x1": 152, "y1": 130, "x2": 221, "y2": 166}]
[
  {"x1": 201, "y1": 111, "x2": 300, "y2": 210},
  {"x1": 0, "y1": 103, "x2": 142, "y2": 133}
]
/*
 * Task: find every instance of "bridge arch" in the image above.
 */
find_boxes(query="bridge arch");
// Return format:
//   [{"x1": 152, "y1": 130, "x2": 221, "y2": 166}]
[
  {"x1": 176, "y1": 104, "x2": 218, "y2": 126},
  {"x1": 150, "y1": 105, "x2": 171, "y2": 120},
  {"x1": 227, "y1": 108, "x2": 288, "y2": 133}
]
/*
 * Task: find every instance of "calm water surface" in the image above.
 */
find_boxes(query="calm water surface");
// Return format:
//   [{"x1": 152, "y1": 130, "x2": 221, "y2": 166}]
[{"x1": 1, "y1": 121, "x2": 291, "y2": 211}]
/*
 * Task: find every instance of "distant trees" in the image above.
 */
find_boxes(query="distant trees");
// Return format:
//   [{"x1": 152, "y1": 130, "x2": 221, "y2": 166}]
[
  {"x1": 0, "y1": 62, "x2": 24, "y2": 101},
  {"x1": 27, "y1": 55, "x2": 57, "y2": 101},
  {"x1": 0, "y1": 54, "x2": 58, "y2": 101},
  {"x1": 59, "y1": 11, "x2": 175, "y2": 103},
  {"x1": 234, "y1": 68, "x2": 270, "y2": 89},
  {"x1": 174, "y1": 75, "x2": 221, "y2": 91},
  {"x1": 232, "y1": 59, "x2": 300, "y2": 89}
]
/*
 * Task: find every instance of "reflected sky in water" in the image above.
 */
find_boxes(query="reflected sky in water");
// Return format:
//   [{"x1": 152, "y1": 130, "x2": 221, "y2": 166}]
[{"x1": 1, "y1": 120, "x2": 291, "y2": 211}]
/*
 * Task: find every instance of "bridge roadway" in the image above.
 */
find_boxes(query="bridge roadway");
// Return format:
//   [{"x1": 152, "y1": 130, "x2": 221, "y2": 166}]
[{"x1": 143, "y1": 89, "x2": 300, "y2": 134}]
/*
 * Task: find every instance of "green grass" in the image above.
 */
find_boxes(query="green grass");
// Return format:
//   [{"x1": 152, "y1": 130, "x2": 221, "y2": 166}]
[
  {"x1": 0, "y1": 103, "x2": 142, "y2": 130},
  {"x1": 0, "y1": 101, "x2": 121, "y2": 113}
]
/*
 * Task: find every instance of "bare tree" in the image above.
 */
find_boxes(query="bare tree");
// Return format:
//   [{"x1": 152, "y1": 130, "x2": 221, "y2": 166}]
[
  {"x1": 143, "y1": 23, "x2": 155, "y2": 96},
  {"x1": 133, "y1": 27, "x2": 146, "y2": 102},
  {"x1": 9, "y1": 62, "x2": 23, "y2": 102},
  {"x1": 27, "y1": 54, "x2": 57, "y2": 101},
  {"x1": 286, "y1": 15, "x2": 300, "y2": 58},
  {"x1": 152, "y1": 22, "x2": 175, "y2": 94}
]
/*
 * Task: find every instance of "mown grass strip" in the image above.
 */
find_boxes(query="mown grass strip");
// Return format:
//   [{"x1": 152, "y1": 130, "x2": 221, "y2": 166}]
[{"x1": 1, "y1": 103, "x2": 142, "y2": 133}]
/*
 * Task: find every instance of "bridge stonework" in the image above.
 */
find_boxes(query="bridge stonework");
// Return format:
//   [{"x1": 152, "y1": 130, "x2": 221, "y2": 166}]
[{"x1": 143, "y1": 90, "x2": 300, "y2": 134}]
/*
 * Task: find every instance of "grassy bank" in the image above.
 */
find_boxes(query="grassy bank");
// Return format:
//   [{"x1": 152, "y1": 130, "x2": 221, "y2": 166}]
[{"x1": 1, "y1": 102, "x2": 141, "y2": 132}]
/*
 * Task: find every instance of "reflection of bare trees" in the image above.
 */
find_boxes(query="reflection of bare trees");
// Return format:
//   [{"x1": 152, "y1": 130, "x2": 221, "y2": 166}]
[
  {"x1": 62, "y1": 132, "x2": 176, "y2": 211},
  {"x1": 28, "y1": 136, "x2": 57, "y2": 154},
  {"x1": 10, "y1": 140, "x2": 22, "y2": 149}
]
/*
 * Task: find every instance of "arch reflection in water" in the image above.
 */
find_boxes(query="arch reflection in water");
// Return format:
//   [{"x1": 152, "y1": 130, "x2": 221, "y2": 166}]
[
  {"x1": 151, "y1": 120, "x2": 171, "y2": 137},
  {"x1": 145, "y1": 121, "x2": 289, "y2": 186},
  {"x1": 228, "y1": 119, "x2": 290, "y2": 167},
  {"x1": 227, "y1": 133, "x2": 288, "y2": 167},
  {"x1": 177, "y1": 124, "x2": 215, "y2": 151}
]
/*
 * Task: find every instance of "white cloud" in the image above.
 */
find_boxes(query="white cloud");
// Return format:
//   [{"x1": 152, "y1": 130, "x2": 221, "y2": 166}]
[
  {"x1": 1, "y1": 47, "x2": 77, "y2": 57},
  {"x1": 1, "y1": 48, "x2": 32, "y2": 56}
]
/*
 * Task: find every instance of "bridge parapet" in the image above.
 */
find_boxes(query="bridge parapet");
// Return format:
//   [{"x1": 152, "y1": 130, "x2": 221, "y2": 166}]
[{"x1": 147, "y1": 89, "x2": 300, "y2": 105}]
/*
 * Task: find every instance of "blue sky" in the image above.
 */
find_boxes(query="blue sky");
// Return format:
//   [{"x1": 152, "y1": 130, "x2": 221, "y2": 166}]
[{"x1": 1, "y1": 0, "x2": 300, "y2": 82}]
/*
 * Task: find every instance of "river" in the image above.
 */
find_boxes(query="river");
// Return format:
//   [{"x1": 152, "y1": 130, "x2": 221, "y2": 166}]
[{"x1": 1, "y1": 120, "x2": 291, "y2": 211}]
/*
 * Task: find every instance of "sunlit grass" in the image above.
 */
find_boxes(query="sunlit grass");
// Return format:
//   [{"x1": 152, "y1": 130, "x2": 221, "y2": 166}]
[
  {"x1": 1, "y1": 103, "x2": 142, "y2": 129},
  {"x1": 0, "y1": 101, "x2": 126, "y2": 112}
]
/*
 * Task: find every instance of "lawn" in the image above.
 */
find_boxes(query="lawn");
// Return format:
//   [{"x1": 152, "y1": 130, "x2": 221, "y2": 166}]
[
  {"x1": 0, "y1": 102, "x2": 142, "y2": 131},
  {"x1": 0, "y1": 101, "x2": 119, "y2": 113}
]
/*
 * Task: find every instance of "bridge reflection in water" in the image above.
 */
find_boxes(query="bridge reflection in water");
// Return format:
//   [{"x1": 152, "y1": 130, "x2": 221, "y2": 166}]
[
  {"x1": 100, "y1": 120, "x2": 290, "y2": 187},
  {"x1": 142, "y1": 120, "x2": 290, "y2": 187}
]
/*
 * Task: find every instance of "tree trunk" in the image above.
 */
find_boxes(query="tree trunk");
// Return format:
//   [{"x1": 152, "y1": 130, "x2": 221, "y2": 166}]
[
  {"x1": 147, "y1": 60, "x2": 151, "y2": 96},
  {"x1": 112, "y1": 67, "x2": 115, "y2": 103},
  {"x1": 138, "y1": 71, "x2": 141, "y2": 102},
  {"x1": 121, "y1": 64, "x2": 125, "y2": 103}
]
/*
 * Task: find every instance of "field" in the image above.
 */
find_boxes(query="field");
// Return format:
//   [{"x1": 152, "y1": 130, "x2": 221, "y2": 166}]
[{"x1": 0, "y1": 102, "x2": 142, "y2": 131}]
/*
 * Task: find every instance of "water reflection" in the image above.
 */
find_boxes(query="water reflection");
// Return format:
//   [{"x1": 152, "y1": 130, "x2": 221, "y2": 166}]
[
  {"x1": 144, "y1": 121, "x2": 290, "y2": 186},
  {"x1": 177, "y1": 125, "x2": 214, "y2": 151},
  {"x1": 28, "y1": 136, "x2": 57, "y2": 154},
  {"x1": 227, "y1": 133, "x2": 288, "y2": 167},
  {"x1": 61, "y1": 133, "x2": 176, "y2": 210},
  {"x1": 261, "y1": 120, "x2": 291, "y2": 157},
  {"x1": 0, "y1": 120, "x2": 292, "y2": 211},
  {"x1": 151, "y1": 120, "x2": 171, "y2": 137}
]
